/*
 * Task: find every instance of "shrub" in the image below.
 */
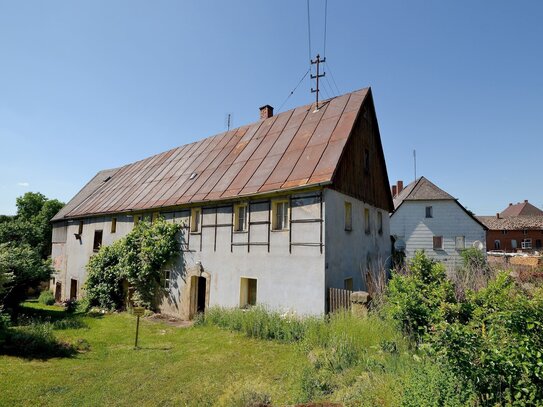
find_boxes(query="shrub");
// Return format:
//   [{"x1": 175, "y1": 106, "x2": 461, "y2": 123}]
[
  {"x1": 432, "y1": 272, "x2": 543, "y2": 405},
  {"x1": 63, "y1": 298, "x2": 78, "y2": 314},
  {"x1": 384, "y1": 251, "x2": 458, "y2": 342},
  {"x1": 38, "y1": 290, "x2": 55, "y2": 305},
  {"x1": 85, "y1": 218, "x2": 182, "y2": 310}
]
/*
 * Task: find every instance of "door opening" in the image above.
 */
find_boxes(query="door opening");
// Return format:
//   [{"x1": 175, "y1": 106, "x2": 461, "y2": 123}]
[
  {"x1": 70, "y1": 279, "x2": 78, "y2": 300},
  {"x1": 196, "y1": 276, "x2": 206, "y2": 313},
  {"x1": 55, "y1": 282, "x2": 62, "y2": 302}
]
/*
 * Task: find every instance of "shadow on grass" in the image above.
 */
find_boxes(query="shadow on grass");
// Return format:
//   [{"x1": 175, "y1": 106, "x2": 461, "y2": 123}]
[{"x1": 0, "y1": 325, "x2": 78, "y2": 360}]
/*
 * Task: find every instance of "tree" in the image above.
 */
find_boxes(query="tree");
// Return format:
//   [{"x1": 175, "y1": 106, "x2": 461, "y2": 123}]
[{"x1": 0, "y1": 243, "x2": 53, "y2": 313}]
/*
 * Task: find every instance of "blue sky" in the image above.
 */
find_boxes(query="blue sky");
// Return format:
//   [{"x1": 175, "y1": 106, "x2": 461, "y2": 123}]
[{"x1": 1, "y1": 0, "x2": 542, "y2": 215}]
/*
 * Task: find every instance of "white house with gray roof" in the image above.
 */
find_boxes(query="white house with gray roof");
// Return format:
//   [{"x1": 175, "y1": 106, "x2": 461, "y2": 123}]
[{"x1": 389, "y1": 177, "x2": 487, "y2": 269}]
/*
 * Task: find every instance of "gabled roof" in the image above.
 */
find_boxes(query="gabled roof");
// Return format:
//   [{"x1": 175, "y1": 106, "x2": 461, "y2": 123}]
[
  {"x1": 53, "y1": 88, "x2": 380, "y2": 220},
  {"x1": 51, "y1": 167, "x2": 121, "y2": 221},
  {"x1": 477, "y1": 215, "x2": 543, "y2": 230},
  {"x1": 392, "y1": 176, "x2": 487, "y2": 230},
  {"x1": 393, "y1": 176, "x2": 454, "y2": 209},
  {"x1": 500, "y1": 201, "x2": 543, "y2": 217}
]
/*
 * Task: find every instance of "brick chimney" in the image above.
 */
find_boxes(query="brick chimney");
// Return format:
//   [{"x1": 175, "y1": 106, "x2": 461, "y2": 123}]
[
  {"x1": 496, "y1": 213, "x2": 500, "y2": 219},
  {"x1": 391, "y1": 185, "x2": 397, "y2": 197},
  {"x1": 397, "y1": 180, "x2": 404, "y2": 194},
  {"x1": 524, "y1": 199, "x2": 528, "y2": 203},
  {"x1": 259, "y1": 105, "x2": 273, "y2": 120},
  {"x1": 509, "y1": 203, "x2": 513, "y2": 206}
]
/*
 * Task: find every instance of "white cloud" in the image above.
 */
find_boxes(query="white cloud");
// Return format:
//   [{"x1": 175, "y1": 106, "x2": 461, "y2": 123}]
[{"x1": 17, "y1": 182, "x2": 29, "y2": 187}]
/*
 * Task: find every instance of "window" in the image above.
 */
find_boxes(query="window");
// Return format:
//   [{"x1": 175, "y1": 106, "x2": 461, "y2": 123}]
[
  {"x1": 344, "y1": 278, "x2": 353, "y2": 291},
  {"x1": 364, "y1": 208, "x2": 370, "y2": 234},
  {"x1": 240, "y1": 278, "x2": 257, "y2": 307},
  {"x1": 93, "y1": 230, "x2": 103, "y2": 252},
  {"x1": 377, "y1": 211, "x2": 383, "y2": 235},
  {"x1": 134, "y1": 215, "x2": 141, "y2": 225},
  {"x1": 494, "y1": 240, "x2": 501, "y2": 250},
  {"x1": 191, "y1": 208, "x2": 201, "y2": 233},
  {"x1": 163, "y1": 270, "x2": 171, "y2": 290},
  {"x1": 536, "y1": 239, "x2": 542, "y2": 249},
  {"x1": 234, "y1": 204, "x2": 248, "y2": 232},
  {"x1": 111, "y1": 218, "x2": 117, "y2": 234},
  {"x1": 455, "y1": 236, "x2": 465, "y2": 250},
  {"x1": 272, "y1": 200, "x2": 289, "y2": 230},
  {"x1": 344, "y1": 202, "x2": 352, "y2": 231},
  {"x1": 501, "y1": 230, "x2": 508, "y2": 235},
  {"x1": 523, "y1": 229, "x2": 528, "y2": 235},
  {"x1": 433, "y1": 236, "x2": 443, "y2": 250},
  {"x1": 78, "y1": 221, "x2": 84, "y2": 235},
  {"x1": 511, "y1": 239, "x2": 517, "y2": 249},
  {"x1": 364, "y1": 148, "x2": 370, "y2": 173},
  {"x1": 522, "y1": 239, "x2": 532, "y2": 249},
  {"x1": 425, "y1": 206, "x2": 433, "y2": 218},
  {"x1": 70, "y1": 279, "x2": 78, "y2": 300}
]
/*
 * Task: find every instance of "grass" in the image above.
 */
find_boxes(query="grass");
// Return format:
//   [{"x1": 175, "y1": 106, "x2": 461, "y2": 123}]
[{"x1": 1, "y1": 302, "x2": 306, "y2": 406}]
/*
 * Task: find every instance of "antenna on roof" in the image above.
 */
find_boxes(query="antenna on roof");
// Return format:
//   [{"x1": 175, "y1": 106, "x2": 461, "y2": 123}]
[
  {"x1": 311, "y1": 54, "x2": 326, "y2": 110},
  {"x1": 225, "y1": 113, "x2": 233, "y2": 131},
  {"x1": 413, "y1": 149, "x2": 417, "y2": 181}
]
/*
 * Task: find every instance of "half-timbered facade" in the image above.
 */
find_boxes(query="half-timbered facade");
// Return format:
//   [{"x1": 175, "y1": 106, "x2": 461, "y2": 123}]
[{"x1": 51, "y1": 88, "x2": 393, "y2": 317}]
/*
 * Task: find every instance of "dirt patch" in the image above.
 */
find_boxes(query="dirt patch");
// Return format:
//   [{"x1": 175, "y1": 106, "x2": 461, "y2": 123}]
[{"x1": 146, "y1": 313, "x2": 194, "y2": 328}]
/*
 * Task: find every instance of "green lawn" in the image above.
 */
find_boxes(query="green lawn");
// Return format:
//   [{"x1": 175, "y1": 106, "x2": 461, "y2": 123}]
[{"x1": 0, "y1": 303, "x2": 307, "y2": 406}]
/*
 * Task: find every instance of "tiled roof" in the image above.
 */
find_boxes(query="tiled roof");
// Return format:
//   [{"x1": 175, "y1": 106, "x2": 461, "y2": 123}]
[
  {"x1": 54, "y1": 89, "x2": 370, "y2": 220},
  {"x1": 477, "y1": 215, "x2": 543, "y2": 230},
  {"x1": 393, "y1": 176, "x2": 454, "y2": 209},
  {"x1": 500, "y1": 201, "x2": 543, "y2": 217}
]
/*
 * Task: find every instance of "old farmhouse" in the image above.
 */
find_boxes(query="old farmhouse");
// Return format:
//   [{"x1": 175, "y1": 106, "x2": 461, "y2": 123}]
[{"x1": 50, "y1": 88, "x2": 393, "y2": 317}]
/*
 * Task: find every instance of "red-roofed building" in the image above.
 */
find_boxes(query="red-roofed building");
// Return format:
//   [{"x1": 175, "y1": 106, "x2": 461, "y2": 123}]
[{"x1": 50, "y1": 88, "x2": 394, "y2": 317}]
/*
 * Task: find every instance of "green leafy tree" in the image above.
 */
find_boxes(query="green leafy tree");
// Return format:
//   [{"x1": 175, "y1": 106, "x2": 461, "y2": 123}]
[{"x1": 0, "y1": 243, "x2": 53, "y2": 313}]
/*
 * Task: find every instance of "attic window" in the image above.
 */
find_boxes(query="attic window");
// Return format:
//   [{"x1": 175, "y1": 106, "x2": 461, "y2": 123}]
[
  {"x1": 189, "y1": 172, "x2": 198, "y2": 180},
  {"x1": 425, "y1": 206, "x2": 433, "y2": 218},
  {"x1": 104, "y1": 176, "x2": 111, "y2": 182}
]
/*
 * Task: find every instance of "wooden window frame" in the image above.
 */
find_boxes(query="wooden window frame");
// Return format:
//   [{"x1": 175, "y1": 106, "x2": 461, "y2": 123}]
[
  {"x1": 425, "y1": 206, "x2": 433, "y2": 218},
  {"x1": 93, "y1": 230, "x2": 103, "y2": 252},
  {"x1": 240, "y1": 277, "x2": 257, "y2": 308},
  {"x1": 455, "y1": 236, "x2": 465, "y2": 250},
  {"x1": 272, "y1": 200, "x2": 289, "y2": 231},
  {"x1": 494, "y1": 240, "x2": 501, "y2": 250},
  {"x1": 234, "y1": 203, "x2": 248, "y2": 232},
  {"x1": 111, "y1": 217, "x2": 117, "y2": 234},
  {"x1": 521, "y1": 238, "x2": 532, "y2": 249},
  {"x1": 344, "y1": 277, "x2": 353, "y2": 291},
  {"x1": 191, "y1": 208, "x2": 201, "y2": 233},
  {"x1": 344, "y1": 201, "x2": 352, "y2": 231},
  {"x1": 433, "y1": 235, "x2": 444, "y2": 250}
]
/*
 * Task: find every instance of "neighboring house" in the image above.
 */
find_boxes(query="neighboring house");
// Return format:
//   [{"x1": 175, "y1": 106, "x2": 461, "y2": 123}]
[
  {"x1": 389, "y1": 177, "x2": 487, "y2": 269},
  {"x1": 50, "y1": 88, "x2": 394, "y2": 317},
  {"x1": 477, "y1": 200, "x2": 543, "y2": 252}
]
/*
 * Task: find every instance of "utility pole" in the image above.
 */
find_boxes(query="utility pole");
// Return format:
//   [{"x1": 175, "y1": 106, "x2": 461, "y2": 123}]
[{"x1": 311, "y1": 54, "x2": 326, "y2": 110}]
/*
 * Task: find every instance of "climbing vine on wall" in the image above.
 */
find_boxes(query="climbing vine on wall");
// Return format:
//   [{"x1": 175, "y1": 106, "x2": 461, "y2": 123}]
[{"x1": 86, "y1": 218, "x2": 182, "y2": 310}]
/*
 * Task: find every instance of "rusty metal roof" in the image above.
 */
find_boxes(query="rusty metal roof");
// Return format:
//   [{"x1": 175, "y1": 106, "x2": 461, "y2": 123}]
[{"x1": 56, "y1": 88, "x2": 370, "y2": 219}]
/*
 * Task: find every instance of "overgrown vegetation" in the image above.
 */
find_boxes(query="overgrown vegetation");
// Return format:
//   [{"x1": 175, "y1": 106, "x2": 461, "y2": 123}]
[
  {"x1": 0, "y1": 192, "x2": 63, "y2": 317},
  {"x1": 38, "y1": 290, "x2": 55, "y2": 305},
  {"x1": 86, "y1": 218, "x2": 182, "y2": 310}
]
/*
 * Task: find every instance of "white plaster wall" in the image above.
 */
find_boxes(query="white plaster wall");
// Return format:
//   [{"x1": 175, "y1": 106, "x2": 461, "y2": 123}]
[
  {"x1": 53, "y1": 194, "x2": 326, "y2": 316},
  {"x1": 60, "y1": 214, "x2": 133, "y2": 299},
  {"x1": 390, "y1": 200, "x2": 486, "y2": 269},
  {"x1": 323, "y1": 189, "x2": 391, "y2": 292}
]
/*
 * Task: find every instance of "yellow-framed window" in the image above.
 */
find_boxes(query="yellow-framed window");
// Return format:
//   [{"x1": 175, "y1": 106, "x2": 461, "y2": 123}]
[{"x1": 191, "y1": 208, "x2": 201, "y2": 233}]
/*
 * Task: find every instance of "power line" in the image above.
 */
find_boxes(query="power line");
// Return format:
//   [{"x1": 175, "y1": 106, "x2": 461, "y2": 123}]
[
  {"x1": 306, "y1": 0, "x2": 312, "y2": 64},
  {"x1": 323, "y1": 0, "x2": 328, "y2": 58},
  {"x1": 277, "y1": 68, "x2": 311, "y2": 112},
  {"x1": 325, "y1": 61, "x2": 341, "y2": 95}
]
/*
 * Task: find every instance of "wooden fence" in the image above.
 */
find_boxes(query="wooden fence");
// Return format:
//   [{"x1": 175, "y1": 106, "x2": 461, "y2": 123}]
[{"x1": 328, "y1": 287, "x2": 352, "y2": 313}]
